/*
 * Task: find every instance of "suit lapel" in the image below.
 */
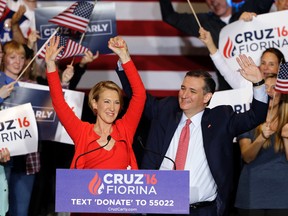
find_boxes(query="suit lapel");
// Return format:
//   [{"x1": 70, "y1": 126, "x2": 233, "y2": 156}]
[
  {"x1": 163, "y1": 111, "x2": 182, "y2": 152},
  {"x1": 201, "y1": 109, "x2": 213, "y2": 150}
]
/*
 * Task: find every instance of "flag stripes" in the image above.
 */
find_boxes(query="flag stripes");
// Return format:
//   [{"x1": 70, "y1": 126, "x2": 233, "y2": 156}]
[
  {"x1": 49, "y1": 1, "x2": 94, "y2": 33},
  {"x1": 0, "y1": 0, "x2": 6, "y2": 19},
  {"x1": 275, "y1": 62, "x2": 288, "y2": 94},
  {"x1": 40, "y1": 0, "x2": 213, "y2": 97}
]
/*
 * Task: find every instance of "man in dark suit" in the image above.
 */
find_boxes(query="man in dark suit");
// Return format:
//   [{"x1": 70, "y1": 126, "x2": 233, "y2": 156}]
[
  {"x1": 159, "y1": 0, "x2": 274, "y2": 90},
  {"x1": 116, "y1": 55, "x2": 268, "y2": 216}
]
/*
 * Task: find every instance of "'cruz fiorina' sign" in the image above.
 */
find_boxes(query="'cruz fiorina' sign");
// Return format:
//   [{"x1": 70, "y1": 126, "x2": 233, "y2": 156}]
[{"x1": 56, "y1": 169, "x2": 189, "y2": 214}]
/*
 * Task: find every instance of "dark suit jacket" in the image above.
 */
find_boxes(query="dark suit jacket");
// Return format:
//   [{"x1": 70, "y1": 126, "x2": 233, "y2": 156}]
[{"x1": 116, "y1": 67, "x2": 268, "y2": 216}]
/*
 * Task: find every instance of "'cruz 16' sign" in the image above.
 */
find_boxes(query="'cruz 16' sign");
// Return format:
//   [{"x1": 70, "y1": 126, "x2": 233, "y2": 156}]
[
  {"x1": 56, "y1": 169, "x2": 189, "y2": 214},
  {"x1": 219, "y1": 10, "x2": 288, "y2": 72}
]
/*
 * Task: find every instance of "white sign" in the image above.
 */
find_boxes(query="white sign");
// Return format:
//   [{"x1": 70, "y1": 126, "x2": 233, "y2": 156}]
[
  {"x1": 209, "y1": 87, "x2": 252, "y2": 113},
  {"x1": 219, "y1": 10, "x2": 288, "y2": 71},
  {"x1": 0, "y1": 103, "x2": 38, "y2": 156}
]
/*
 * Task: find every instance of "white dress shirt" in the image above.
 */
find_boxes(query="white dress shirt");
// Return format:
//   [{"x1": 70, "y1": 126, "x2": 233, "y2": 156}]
[{"x1": 160, "y1": 111, "x2": 217, "y2": 204}]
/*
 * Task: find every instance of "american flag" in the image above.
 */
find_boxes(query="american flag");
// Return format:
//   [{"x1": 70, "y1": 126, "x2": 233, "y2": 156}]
[
  {"x1": 49, "y1": 1, "x2": 94, "y2": 33},
  {"x1": 41, "y1": 0, "x2": 216, "y2": 97},
  {"x1": 38, "y1": 34, "x2": 89, "y2": 60},
  {"x1": 0, "y1": 0, "x2": 6, "y2": 19},
  {"x1": 275, "y1": 62, "x2": 288, "y2": 94}
]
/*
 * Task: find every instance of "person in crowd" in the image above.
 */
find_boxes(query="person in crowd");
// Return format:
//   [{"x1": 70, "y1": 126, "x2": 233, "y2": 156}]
[
  {"x1": 116, "y1": 54, "x2": 268, "y2": 216},
  {"x1": 159, "y1": 0, "x2": 274, "y2": 90},
  {"x1": 198, "y1": 27, "x2": 285, "y2": 89},
  {"x1": 0, "y1": 41, "x2": 12, "y2": 216},
  {"x1": 0, "y1": 4, "x2": 30, "y2": 44},
  {"x1": 235, "y1": 74, "x2": 288, "y2": 216},
  {"x1": 270, "y1": 0, "x2": 288, "y2": 11},
  {"x1": 7, "y1": 0, "x2": 37, "y2": 31},
  {"x1": 0, "y1": 39, "x2": 76, "y2": 216},
  {"x1": 45, "y1": 35, "x2": 146, "y2": 168},
  {"x1": 0, "y1": 41, "x2": 16, "y2": 101},
  {"x1": 0, "y1": 40, "x2": 38, "y2": 216}
]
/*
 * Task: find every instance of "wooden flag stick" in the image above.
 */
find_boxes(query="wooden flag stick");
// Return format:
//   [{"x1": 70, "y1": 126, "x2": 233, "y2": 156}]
[
  {"x1": 70, "y1": 0, "x2": 98, "y2": 65},
  {"x1": 16, "y1": 27, "x2": 60, "y2": 82},
  {"x1": 187, "y1": 0, "x2": 201, "y2": 28}
]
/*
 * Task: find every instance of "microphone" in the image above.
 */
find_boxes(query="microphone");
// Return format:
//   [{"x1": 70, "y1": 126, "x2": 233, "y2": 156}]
[
  {"x1": 74, "y1": 135, "x2": 112, "y2": 169},
  {"x1": 137, "y1": 136, "x2": 176, "y2": 170}
]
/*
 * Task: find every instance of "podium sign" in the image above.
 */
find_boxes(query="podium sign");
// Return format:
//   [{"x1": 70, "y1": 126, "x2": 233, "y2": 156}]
[{"x1": 56, "y1": 169, "x2": 189, "y2": 214}]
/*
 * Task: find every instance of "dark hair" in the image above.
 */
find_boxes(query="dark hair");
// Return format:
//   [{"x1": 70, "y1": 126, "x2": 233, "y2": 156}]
[
  {"x1": 185, "y1": 70, "x2": 216, "y2": 94},
  {"x1": 261, "y1": 48, "x2": 286, "y2": 64}
]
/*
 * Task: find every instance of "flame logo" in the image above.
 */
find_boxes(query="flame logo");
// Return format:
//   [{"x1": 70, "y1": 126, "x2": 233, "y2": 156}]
[
  {"x1": 223, "y1": 37, "x2": 235, "y2": 58},
  {"x1": 88, "y1": 173, "x2": 104, "y2": 195}
]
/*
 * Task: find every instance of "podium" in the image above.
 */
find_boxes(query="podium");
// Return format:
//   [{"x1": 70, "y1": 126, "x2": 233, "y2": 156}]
[{"x1": 56, "y1": 169, "x2": 189, "y2": 214}]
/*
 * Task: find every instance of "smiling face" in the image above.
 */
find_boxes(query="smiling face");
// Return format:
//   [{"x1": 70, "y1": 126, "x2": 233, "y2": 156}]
[
  {"x1": 259, "y1": 52, "x2": 281, "y2": 78},
  {"x1": 205, "y1": 0, "x2": 232, "y2": 17},
  {"x1": 3, "y1": 41, "x2": 25, "y2": 80},
  {"x1": 178, "y1": 76, "x2": 212, "y2": 118},
  {"x1": 92, "y1": 89, "x2": 121, "y2": 124}
]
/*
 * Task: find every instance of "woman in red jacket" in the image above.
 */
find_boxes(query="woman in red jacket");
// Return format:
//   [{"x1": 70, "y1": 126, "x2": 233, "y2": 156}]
[{"x1": 45, "y1": 36, "x2": 146, "y2": 172}]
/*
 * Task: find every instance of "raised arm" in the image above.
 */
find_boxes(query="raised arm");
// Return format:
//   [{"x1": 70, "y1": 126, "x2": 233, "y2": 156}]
[
  {"x1": 159, "y1": 0, "x2": 201, "y2": 37},
  {"x1": 109, "y1": 36, "x2": 146, "y2": 137},
  {"x1": 11, "y1": 5, "x2": 27, "y2": 44},
  {"x1": 199, "y1": 27, "x2": 250, "y2": 89}
]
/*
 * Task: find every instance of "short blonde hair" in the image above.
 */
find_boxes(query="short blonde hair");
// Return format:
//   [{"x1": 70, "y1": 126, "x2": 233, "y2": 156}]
[{"x1": 88, "y1": 80, "x2": 124, "y2": 115}]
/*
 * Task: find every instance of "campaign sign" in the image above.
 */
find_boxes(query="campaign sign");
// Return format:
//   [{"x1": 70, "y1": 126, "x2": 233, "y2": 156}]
[
  {"x1": 35, "y1": 2, "x2": 117, "y2": 54},
  {"x1": 208, "y1": 87, "x2": 252, "y2": 113},
  {"x1": 1, "y1": 86, "x2": 59, "y2": 141},
  {"x1": 0, "y1": 103, "x2": 38, "y2": 156},
  {"x1": 219, "y1": 10, "x2": 288, "y2": 72},
  {"x1": 56, "y1": 169, "x2": 189, "y2": 214},
  {"x1": 17, "y1": 82, "x2": 84, "y2": 145}
]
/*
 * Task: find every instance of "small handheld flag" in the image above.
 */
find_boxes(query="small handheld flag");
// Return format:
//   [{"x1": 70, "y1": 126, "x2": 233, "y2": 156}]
[
  {"x1": 275, "y1": 62, "x2": 288, "y2": 94},
  {"x1": 0, "y1": 0, "x2": 7, "y2": 19},
  {"x1": 38, "y1": 33, "x2": 90, "y2": 60},
  {"x1": 49, "y1": 1, "x2": 94, "y2": 33}
]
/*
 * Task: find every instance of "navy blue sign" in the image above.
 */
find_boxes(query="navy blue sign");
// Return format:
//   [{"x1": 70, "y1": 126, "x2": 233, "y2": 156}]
[
  {"x1": 56, "y1": 169, "x2": 190, "y2": 214},
  {"x1": 35, "y1": 2, "x2": 117, "y2": 54}
]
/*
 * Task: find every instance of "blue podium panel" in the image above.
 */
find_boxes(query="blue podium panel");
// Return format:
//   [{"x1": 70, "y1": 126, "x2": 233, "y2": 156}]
[{"x1": 56, "y1": 169, "x2": 189, "y2": 214}]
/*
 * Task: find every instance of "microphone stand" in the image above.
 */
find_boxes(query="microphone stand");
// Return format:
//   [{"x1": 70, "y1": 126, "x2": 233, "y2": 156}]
[
  {"x1": 74, "y1": 135, "x2": 112, "y2": 169},
  {"x1": 137, "y1": 136, "x2": 176, "y2": 170}
]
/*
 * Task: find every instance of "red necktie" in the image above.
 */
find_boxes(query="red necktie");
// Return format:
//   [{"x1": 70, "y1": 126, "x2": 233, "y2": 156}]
[{"x1": 175, "y1": 119, "x2": 191, "y2": 170}]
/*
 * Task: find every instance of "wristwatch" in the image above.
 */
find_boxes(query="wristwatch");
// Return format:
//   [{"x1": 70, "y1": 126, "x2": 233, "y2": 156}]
[{"x1": 253, "y1": 79, "x2": 265, "y2": 87}]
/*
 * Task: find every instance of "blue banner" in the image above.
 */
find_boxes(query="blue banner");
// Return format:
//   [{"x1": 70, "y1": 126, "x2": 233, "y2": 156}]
[
  {"x1": 35, "y1": 2, "x2": 117, "y2": 54},
  {"x1": 56, "y1": 169, "x2": 190, "y2": 214},
  {"x1": 0, "y1": 86, "x2": 59, "y2": 141}
]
